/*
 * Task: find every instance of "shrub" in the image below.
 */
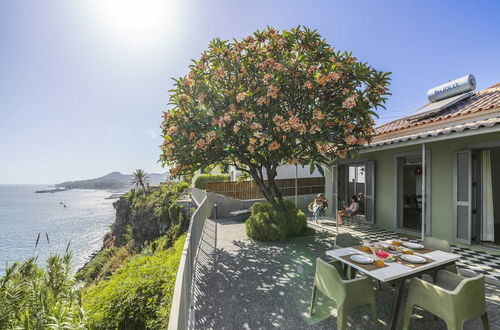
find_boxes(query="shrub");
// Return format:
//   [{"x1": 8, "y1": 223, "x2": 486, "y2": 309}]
[
  {"x1": 193, "y1": 174, "x2": 230, "y2": 190},
  {"x1": 245, "y1": 199, "x2": 306, "y2": 241},
  {"x1": 83, "y1": 234, "x2": 186, "y2": 330},
  {"x1": 0, "y1": 253, "x2": 86, "y2": 329}
]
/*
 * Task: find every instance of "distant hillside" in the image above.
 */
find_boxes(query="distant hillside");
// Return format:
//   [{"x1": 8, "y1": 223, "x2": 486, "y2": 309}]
[{"x1": 55, "y1": 172, "x2": 168, "y2": 190}]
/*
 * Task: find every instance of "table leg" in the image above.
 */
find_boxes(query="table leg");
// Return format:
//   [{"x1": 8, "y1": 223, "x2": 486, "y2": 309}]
[{"x1": 390, "y1": 279, "x2": 405, "y2": 330}]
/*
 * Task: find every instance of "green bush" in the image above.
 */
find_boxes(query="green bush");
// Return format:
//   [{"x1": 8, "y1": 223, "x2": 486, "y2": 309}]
[
  {"x1": 0, "y1": 253, "x2": 86, "y2": 329},
  {"x1": 245, "y1": 199, "x2": 306, "y2": 241},
  {"x1": 83, "y1": 234, "x2": 186, "y2": 330},
  {"x1": 193, "y1": 174, "x2": 230, "y2": 190},
  {"x1": 76, "y1": 246, "x2": 133, "y2": 285}
]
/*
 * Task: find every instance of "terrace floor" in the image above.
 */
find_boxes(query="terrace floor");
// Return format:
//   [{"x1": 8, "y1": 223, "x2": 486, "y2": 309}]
[{"x1": 193, "y1": 218, "x2": 500, "y2": 329}]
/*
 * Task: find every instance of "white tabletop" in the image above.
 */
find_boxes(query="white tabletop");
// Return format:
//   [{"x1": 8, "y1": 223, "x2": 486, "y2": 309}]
[{"x1": 326, "y1": 244, "x2": 461, "y2": 283}]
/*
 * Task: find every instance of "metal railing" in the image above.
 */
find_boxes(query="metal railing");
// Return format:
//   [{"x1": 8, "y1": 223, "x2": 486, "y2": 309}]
[{"x1": 168, "y1": 189, "x2": 213, "y2": 330}]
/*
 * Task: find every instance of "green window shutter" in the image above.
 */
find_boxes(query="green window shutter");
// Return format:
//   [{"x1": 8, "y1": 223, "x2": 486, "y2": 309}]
[
  {"x1": 332, "y1": 165, "x2": 339, "y2": 213},
  {"x1": 364, "y1": 161, "x2": 375, "y2": 224},
  {"x1": 453, "y1": 150, "x2": 472, "y2": 244}
]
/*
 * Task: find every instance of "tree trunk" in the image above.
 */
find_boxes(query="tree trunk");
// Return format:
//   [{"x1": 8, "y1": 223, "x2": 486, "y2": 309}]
[{"x1": 248, "y1": 165, "x2": 285, "y2": 212}]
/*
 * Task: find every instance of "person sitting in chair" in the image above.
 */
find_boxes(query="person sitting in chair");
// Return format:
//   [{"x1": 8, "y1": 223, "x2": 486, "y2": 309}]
[
  {"x1": 310, "y1": 193, "x2": 328, "y2": 223},
  {"x1": 337, "y1": 195, "x2": 359, "y2": 226}
]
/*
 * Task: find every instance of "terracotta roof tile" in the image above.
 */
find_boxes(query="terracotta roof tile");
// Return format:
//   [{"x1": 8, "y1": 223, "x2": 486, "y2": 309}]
[
  {"x1": 375, "y1": 83, "x2": 500, "y2": 136},
  {"x1": 371, "y1": 116, "x2": 500, "y2": 147}
]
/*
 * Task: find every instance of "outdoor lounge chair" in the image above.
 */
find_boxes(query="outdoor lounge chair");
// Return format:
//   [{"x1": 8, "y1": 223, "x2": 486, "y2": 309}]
[
  {"x1": 342, "y1": 210, "x2": 362, "y2": 226},
  {"x1": 402, "y1": 270, "x2": 489, "y2": 330},
  {"x1": 310, "y1": 258, "x2": 377, "y2": 330}
]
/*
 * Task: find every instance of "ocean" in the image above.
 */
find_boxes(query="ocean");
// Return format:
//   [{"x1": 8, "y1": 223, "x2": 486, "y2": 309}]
[{"x1": 0, "y1": 185, "x2": 117, "y2": 276}]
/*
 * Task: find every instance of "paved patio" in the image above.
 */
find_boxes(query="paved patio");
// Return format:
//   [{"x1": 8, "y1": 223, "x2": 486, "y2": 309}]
[
  {"x1": 310, "y1": 217, "x2": 500, "y2": 283},
  {"x1": 192, "y1": 218, "x2": 500, "y2": 329}
]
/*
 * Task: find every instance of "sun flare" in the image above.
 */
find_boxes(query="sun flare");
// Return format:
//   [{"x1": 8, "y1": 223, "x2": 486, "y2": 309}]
[{"x1": 89, "y1": 0, "x2": 177, "y2": 44}]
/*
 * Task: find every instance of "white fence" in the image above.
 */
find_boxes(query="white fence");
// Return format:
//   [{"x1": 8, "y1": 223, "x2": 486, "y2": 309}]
[{"x1": 168, "y1": 190, "x2": 213, "y2": 330}]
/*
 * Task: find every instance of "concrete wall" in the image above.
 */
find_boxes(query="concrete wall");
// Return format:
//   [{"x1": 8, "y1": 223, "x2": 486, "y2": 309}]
[
  {"x1": 209, "y1": 192, "x2": 318, "y2": 218},
  {"x1": 229, "y1": 164, "x2": 323, "y2": 181},
  {"x1": 324, "y1": 130, "x2": 500, "y2": 246}
]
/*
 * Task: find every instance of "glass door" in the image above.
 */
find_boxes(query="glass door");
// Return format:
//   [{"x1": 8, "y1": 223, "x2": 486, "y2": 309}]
[
  {"x1": 397, "y1": 155, "x2": 422, "y2": 232},
  {"x1": 339, "y1": 164, "x2": 365, "y2": 216}
]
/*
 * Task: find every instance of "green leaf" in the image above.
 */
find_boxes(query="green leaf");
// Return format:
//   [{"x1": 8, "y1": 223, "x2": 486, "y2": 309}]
[
  {"x1": 316, "y1": 164, "x2": 325, "y2": 177},
  {"x1": 309, "y1": 162, "x2": 315, "y2": 175}
]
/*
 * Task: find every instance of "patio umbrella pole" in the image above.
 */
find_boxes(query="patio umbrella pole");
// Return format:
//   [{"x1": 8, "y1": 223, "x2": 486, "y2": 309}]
[{"x1": 421, "y1": 143, "x2": 426, "y2": 241}]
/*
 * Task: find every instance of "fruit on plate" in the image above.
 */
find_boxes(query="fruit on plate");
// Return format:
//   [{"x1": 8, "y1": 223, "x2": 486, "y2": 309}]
[{"x1": 375, "y1": 250, "x2": 393, "y2": 260}]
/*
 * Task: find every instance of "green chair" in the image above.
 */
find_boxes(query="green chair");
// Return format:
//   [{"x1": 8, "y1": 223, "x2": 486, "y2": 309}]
[
  {"x1": 310, "y1": 258, "x2": 377, "y2": 330},
  {"x1": 423, "y1": 236, "x2": 458, "y2": 274},
  {"x1": 403, "y1": 270, "x2": 489, "y2": 330},
  {"x1": 333, "y1": 233, "x2": 361, "y2": 279},
  {"x1": 334, "y1": 233, "x2": 361, "y2": 249}
]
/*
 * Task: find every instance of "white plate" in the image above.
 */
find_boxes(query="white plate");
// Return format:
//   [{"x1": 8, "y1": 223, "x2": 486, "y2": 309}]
[
  {"x1": 403, "y1": 242, "x2": 424, "y2": 249},
  {"x1": 350, "y1": 254, "x2": 373, "y2": 264},
  {"x1": 400, "y1": 254, "x2": 427, "y2": 264}
]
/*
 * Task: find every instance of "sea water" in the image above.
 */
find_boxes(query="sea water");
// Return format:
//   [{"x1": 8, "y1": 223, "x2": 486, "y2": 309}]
[{"x1": 0, "y1": 185, "x2": 117, "y2": 276}]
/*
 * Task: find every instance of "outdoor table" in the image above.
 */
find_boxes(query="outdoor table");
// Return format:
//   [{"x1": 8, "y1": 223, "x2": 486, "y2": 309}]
[{"x1": 326, "y1": 243, "x2": 460, "y2": 330}]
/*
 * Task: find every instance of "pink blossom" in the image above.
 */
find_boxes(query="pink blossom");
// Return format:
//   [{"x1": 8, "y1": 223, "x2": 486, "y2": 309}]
[
  {"x1": 243, "y1": 111, "x2": 256, "y2": 121},
  {"x1": 257, "y1": 96, "x2": 270, "y2": 106},
  {"x1": 167, "y1": 125, "x2": 178, "y2": 135},
  {"x1": 309, "y1": 124, "x2": 320, "y2": 134},
  {"x1": 304, "y1": 81, "x2": 314, "y2": 89},
  {"x1": 250, "y1": 122, "x2": 262, "y2": 131},
  {"x1": 196, "y1": 139, "x2": 207, "y2": 150},
  {"x1": 214, "y1": 68, "x2": 226, "y2": 79},
  {"x1": 236, "y1": 92, "x2": 246, "y2": 103},
  {"x1": 346, "y1": 135, "x2": 357, "y2": 145},
  {"x1": 206, "y1": 131, "x2": 217, "y2": 143},
  {"x1": 267, "y1": 85, "x2": 279, "y2": 99},
  {"x1": 268, "y1": 141, "x2": 280, "y2": 151},
  {"x1": 179, "y1": 94, "x2": 189, "y2": 102},
  {"x1": 337, "y1": 149, "x2": 348, "y2": 158},
  {"x1": 342, "y1": 95, "x2": 358, "y2": 109},
  {"x1": 312, "y1": 109, "x2": 326, "y2": 120},
  {"x1": 307, "y1": 65, "x2": 317, "y2": 74}
]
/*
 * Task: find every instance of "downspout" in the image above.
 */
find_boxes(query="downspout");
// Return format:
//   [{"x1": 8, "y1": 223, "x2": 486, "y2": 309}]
[{"x1": 421, "y1": 143, "x2": 426, "y2": 241}]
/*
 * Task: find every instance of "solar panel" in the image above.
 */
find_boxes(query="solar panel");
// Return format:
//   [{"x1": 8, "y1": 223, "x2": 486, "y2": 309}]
[{"x1": 407, "y1": 92, "x2": 473, "y2": 120}]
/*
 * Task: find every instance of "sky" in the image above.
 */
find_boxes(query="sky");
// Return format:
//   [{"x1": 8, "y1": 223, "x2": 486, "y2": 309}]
[{"x1": 1, "y1": 0, "x2": 499, "y2": 184}]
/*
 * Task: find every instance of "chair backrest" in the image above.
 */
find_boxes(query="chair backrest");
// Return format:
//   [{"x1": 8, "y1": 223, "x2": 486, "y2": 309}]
[
  {"x1": 423, "y1": 236, "x2": 452, "y2": 253},
  {"x1": 314, "y1": 258, "x2": 345, "y2": 301},
  {"x1": 335, "y1": 233, "x2": 361, "y2": 248},
  {"x1": 454, "y1": 274, "x2": 486, "y2": 318}
]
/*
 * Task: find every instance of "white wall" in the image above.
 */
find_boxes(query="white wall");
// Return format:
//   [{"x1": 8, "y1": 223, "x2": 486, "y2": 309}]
[{"x1": 230, "y1": 164, "x2": 323, "y2": 181}]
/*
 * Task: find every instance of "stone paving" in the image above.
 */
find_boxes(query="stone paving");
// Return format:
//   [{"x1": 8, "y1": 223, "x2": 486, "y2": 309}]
[
  {"x1": 310, "y1": 217, "x2": 500, "y2": 283},
  {"x1": 192, "y1": 218, "x2": 500, "y2": 329}
]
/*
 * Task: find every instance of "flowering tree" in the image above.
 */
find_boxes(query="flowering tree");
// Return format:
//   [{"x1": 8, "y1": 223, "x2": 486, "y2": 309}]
[{"x1": 160, "y1": 26, "x2": 390, "y2": 210}]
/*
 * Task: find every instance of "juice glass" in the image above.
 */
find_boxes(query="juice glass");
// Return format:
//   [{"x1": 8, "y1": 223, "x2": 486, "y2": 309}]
[{"x1": 375, "y1": 259, "x2": 385, "y2": 267}]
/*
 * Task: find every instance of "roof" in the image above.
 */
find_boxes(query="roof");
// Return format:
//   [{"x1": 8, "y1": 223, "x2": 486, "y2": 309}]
[
  {"x1": 374, "y1": 83, "x2": 500, "y2": 138},
  {"x1": 370, "y1": 116, "x2": 500, "y2": 147}
]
